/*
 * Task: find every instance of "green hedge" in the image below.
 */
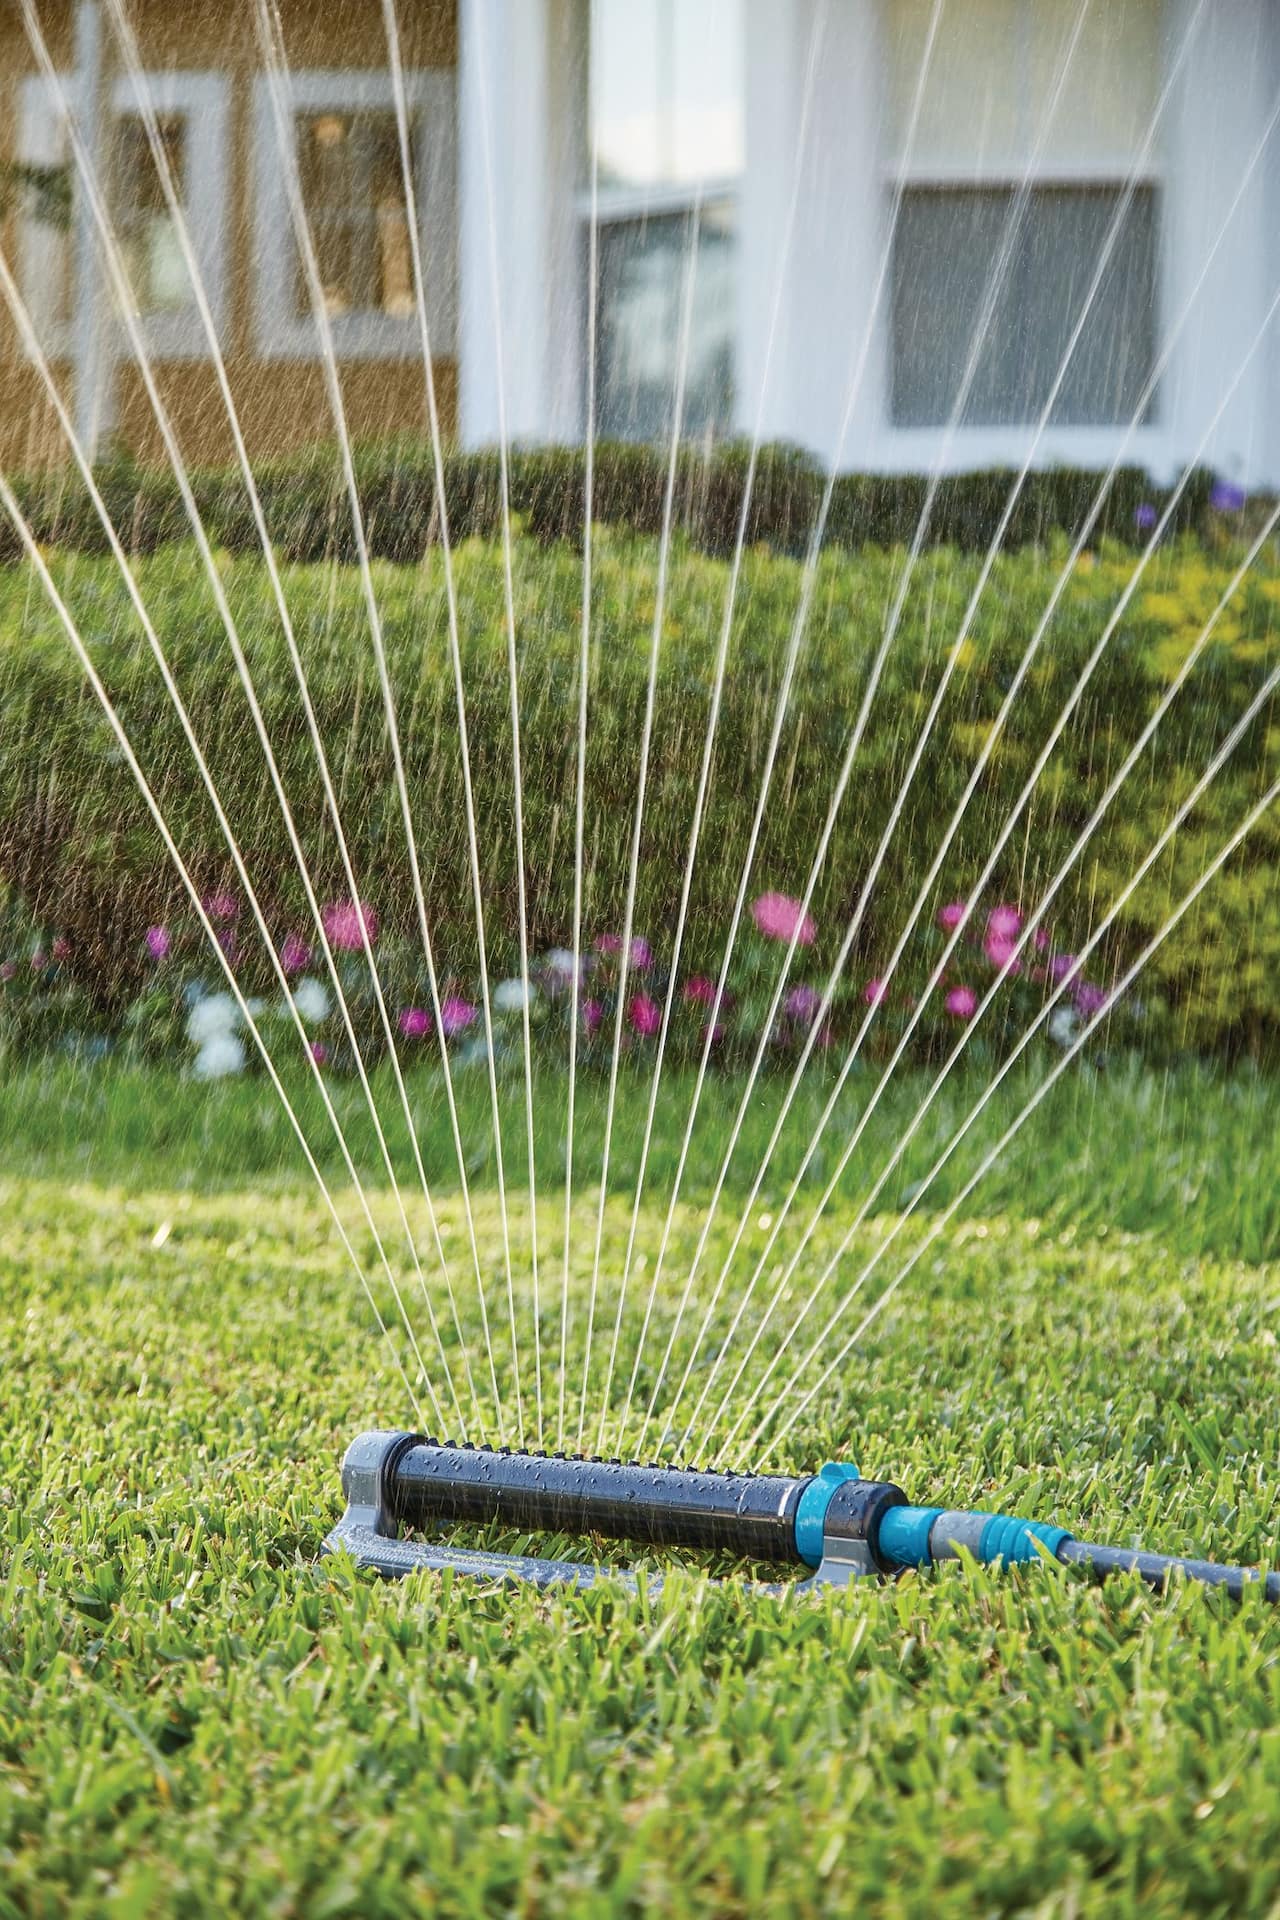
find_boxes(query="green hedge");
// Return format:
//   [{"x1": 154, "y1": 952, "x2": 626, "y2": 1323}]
[
  {"x1": 0, "y1": 530, "x2": 1277, "y2": 1059},
  {"x1": 0, "y1": 439, "x2": 1221, "y2": 567}
]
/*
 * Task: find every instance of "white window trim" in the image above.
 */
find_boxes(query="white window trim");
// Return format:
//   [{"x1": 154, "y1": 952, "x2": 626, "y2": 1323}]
[
  {"x1": 250, "y1": 67, "x2": 456, "y2": 362},
  {"x1": 576, "y1": 175, "x2": 741, "y2": 223},
  {"x1": 18, "y1": 70, "x2": 230, "y2": 363}
]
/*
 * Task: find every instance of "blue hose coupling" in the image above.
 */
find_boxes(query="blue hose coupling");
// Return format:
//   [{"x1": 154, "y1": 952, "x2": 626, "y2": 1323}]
[{"x1": 877, "y1": 1505, "x2": 1073, "y2": 1571}]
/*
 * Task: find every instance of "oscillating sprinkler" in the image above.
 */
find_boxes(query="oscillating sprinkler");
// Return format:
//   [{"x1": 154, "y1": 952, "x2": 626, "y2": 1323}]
[{"x1": 326, "y1": 1432, "x2": 1280, "y2": 1600}]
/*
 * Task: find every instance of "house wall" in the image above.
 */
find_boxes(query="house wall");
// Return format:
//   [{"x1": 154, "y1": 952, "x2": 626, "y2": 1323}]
[
  {"x1": 458, "y1": 0, "x2": 1280, "y2": 490},
  {"x1": 0, "y1": 0, "x2": 457, "y2": 473}
]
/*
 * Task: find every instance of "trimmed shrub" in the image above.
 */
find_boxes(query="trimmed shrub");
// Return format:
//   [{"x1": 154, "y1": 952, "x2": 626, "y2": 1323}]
[
  {"x1": 0, "y1": 530, "x2": 1276, "y2": 1060},
  {"x1": 0, "y1": 438, "x2": 1223, "y2": 568}
]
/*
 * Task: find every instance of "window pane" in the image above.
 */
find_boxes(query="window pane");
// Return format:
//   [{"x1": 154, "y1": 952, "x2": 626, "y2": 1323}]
[
  {"x1": 295, "y1": 110, "x2": 414, "y2": 319},
  {"x1": 595, "y1": 202, "x2": 734, "y2": 440},
  {"x1": 591, "y1": 0, "x2": 743, "y2": 188},
  {"x1": 890, "y1": 186, "x2": 1158, "y2": 428},
  {"x1": 115, "y1": 112, "x2": 189, "y2": 315}
]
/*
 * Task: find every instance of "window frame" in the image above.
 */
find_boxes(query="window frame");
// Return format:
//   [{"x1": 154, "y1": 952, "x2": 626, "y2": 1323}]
[
  {"x1": 17, "y1": 69, "x2": 231, "y2": 363},
  {"x1": 877, "y1": 0, "x2": 1168, "y2": 464},
  {"x1": 250, "y1": 67, "x2": 456, "y2": 362}
]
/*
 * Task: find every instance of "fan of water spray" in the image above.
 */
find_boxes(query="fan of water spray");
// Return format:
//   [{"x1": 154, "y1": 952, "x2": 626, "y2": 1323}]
[{"x1": 2, "y1": 0, "x2": 1277, "y2": 1599}]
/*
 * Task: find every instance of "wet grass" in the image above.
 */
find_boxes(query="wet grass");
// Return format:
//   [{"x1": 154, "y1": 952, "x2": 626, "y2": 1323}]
[{"x1": 3, "y1": 1062, "x2": 1280, "y2": 1913}]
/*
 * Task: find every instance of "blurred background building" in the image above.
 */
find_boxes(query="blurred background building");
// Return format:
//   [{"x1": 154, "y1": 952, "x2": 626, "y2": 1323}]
[{"x1": 3, "y1": 0, "x2": 1276, "y2": 484}]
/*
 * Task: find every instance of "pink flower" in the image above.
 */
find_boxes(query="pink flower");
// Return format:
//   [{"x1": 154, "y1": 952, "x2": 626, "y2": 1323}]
[
  {"x1": 684, "y1": 975, "x2": 719, "y2": 1005},
  {"x1": 752, "y1": 892, "x2": 816, "y2": 946},
  {"x1": 786, "y1": 984, "x2": 823, "y2": 1022},
  {"x1": 1050, "y1": 953, "x2": 1079, "y2": 984},
  {"x1": 984, "y1": 933, "x2": 1022, "y2": 975},
  {"x1": 0, "y1": 961, "x2": 15, "y2": 983},
  {"x1": 704, "y1": 1021, "x2": 727, "y2": 1046},
  {"x1": 945, "y1": 985, "x2": 977, "y2": 1019},
  {"x1": 629, "y1": 992, "x2": 662, "y2": 1037},
  {"x1": 1034, "y1": 926, "x2": 1050, "y2": 952},
  {"x1": 1075, "y1": 982, "x2": 1109, "y2": 1018},
  {"x1": 629, "y1": 937, "x2": 652, "y2": 970},
  {"x1": 280, "y1": 933, "x2": 311, "y2": 974},
  {"x1": 581, "y1": 998, "x2": 604, "y2": 1035},
  {"x1": 440, "y1": 995, "x2": 477, "y2": 1038},
  {"x1": 52, "y1": 936, "x2": 70, "y2": 961},
  {"x1": 145, "y1": 925, "x2": 171, "y2": 961},
  {"x1": 202, "y1": 891, "x2": 238, "y2": 922},
  {"x1": 595, "y1": 933, "x2": 624, "y2": 956},
  {"x1": 862, "y1": 978, "x2": 887, "y2": 1007},
  {"x1": 322, "y1": 899, "x2": 378, "y2": 951},
  {"x1": 217, "y1": 929, "x2": 238, "y2": 964},
  {"x1": 938, "y1": 900, "x2": 968, "y2": 933},
  {"x1": 987, "y1": 904, "x2": 1022, "y2": 941},
  {"x1": 398, "y1": 1006, "x2": 433, "y2": 1039},
  {"x1": 309, "y1": 1041, "x2": 329, "y2": 1066}
]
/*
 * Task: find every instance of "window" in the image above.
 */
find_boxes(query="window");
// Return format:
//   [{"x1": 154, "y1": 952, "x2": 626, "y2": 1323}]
[
  {"x1": 294, "y1": 110, "x2": 414, "y2": 320},
  {"x1": 17, "y1": 71, "x2": 230, "y2": 359},
  {"x1": 884, "y1": 0, "x2": 1162, "y2": 430},
  {"x1": 586, "y1": 0, "x2": 742, "y2": 441},
  {"x1": 252, "y1": 71, "x2": 455, "y2": 360},
  {"x1": 114, "y1": 113, "x2": 190, "y2": 317}
]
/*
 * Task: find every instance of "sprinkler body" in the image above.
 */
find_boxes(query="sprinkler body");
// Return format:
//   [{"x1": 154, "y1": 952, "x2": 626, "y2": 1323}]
[{"x1": 325, "y1": 1430, "x2": 1280, "y2": 1602}]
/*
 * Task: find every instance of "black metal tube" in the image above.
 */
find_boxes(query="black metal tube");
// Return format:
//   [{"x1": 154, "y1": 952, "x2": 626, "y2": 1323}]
[
  {"x1": 1059, "y1": 1538, "x2": 1280, "y2": 1602},
  {"x1": 388, "y1": 1439, "x2": 811, "y2": 1561}
]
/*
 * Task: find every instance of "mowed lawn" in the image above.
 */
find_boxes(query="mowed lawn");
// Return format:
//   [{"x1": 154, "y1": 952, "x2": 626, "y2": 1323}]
[{"x1": 4, "y1": 1060, "x2": 1280, "y2": 1915}]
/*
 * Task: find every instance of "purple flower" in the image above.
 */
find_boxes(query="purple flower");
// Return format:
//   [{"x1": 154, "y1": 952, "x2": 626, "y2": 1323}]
[
  {"x1": 51, "y1": 936, "x2": 70, "y2": 961},
  {"x1": 945, "y1": 985, "x2": 977, "y2": 1020},
  {"x1": 752, "y1": 892, "x2": 816, "y2": 946},
  {"x1": 983, "y1": 934, "x2": 1022, "y2": 976},
  {"x1": 146, "y1": 925, "x2": 171, "y2": 961},
  {"x1": 1075, "y1": 982, "x2": 1109, "y2": 1018},
  {"x1": 309, "y1": 1041, "x2": 329, "y2": 1066},
  {"x1": 0, "y1": 961, "x2": 15, "y2": 983},
  {"x1": 1134, "y1": 502, "x2": 1158, "y2": 532},
  {"x1": 628, "y1": 992, "x2": 662, "y2": 1037},
  {"x1": 581, "y1": 998, "x2": 604, "y2": 1035},
  {"x1": 684, "y1": 975, "x2": 718, "y2": 1006},
  {"x1": 595, "y1": 933, "x2": 624, "y2": 956},
  {"x1": 202, "y1": 891, "x2": 238, "y2": 923},
  {"x1": 629, "y1": 937, "x2": 652, "y2": 971},
  {"x1": 1050, "y1": 952, "x2": 1079, "y2": 984},
  {"x1": 786, "y1": 983, "x2": 824, "y2": 1023},
  {"x1": 398, "y1": 1006, "x2": 433, "y2": 1039},
  {"x1": 440, "y1": 995, "x2": 477, "y2": 1038},
  {"x1": 280, "y1": 933, "x2": 311, "y2": 974},
  {"x1": 862, "y1": 978, "x2": 888, "y2": 1008},
  {"x1": 322, "y1": 900, "x2": 378, "y2": 952},
  {"x1": 1210, "y1": 480, "x2": 1246, "y2": 514}
]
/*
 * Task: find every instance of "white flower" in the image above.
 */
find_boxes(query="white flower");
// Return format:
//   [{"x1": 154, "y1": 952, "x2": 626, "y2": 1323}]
[
  {"x1": 192, "y1": 1031, "x2": 247, "y2": 1079},
  {"x1": 292, "y1": 976, "x2": 331, "y2": 1025},
  {"x1": 494, "y1": 976, "x2": 538, "y2": 1013},
  {"x1": 186, "y1": 993, "x2": 240, "y2": 1044},
  {"x1": 542, "y1": 947, "x2": 590, "y2": 992},
  {"x1": 1048, "y1": 1006, "x2": 1079, "y2": 1049}
]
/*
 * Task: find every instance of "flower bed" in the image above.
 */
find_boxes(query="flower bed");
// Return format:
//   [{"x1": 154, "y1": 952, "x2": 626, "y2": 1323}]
[{"x1": 0, "y1": 883, "x2": 1137, "y2": 1079}]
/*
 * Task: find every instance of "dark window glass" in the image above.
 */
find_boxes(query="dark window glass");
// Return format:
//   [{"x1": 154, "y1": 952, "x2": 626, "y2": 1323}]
[{"x1": 891, "y1": 185, "x2": 1159, "y2": 427}]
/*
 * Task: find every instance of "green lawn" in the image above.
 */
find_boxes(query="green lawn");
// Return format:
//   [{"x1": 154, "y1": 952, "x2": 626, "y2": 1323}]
[{"x1": 4, "y1": 1059, "x2": 1280, "y2": 1915}]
